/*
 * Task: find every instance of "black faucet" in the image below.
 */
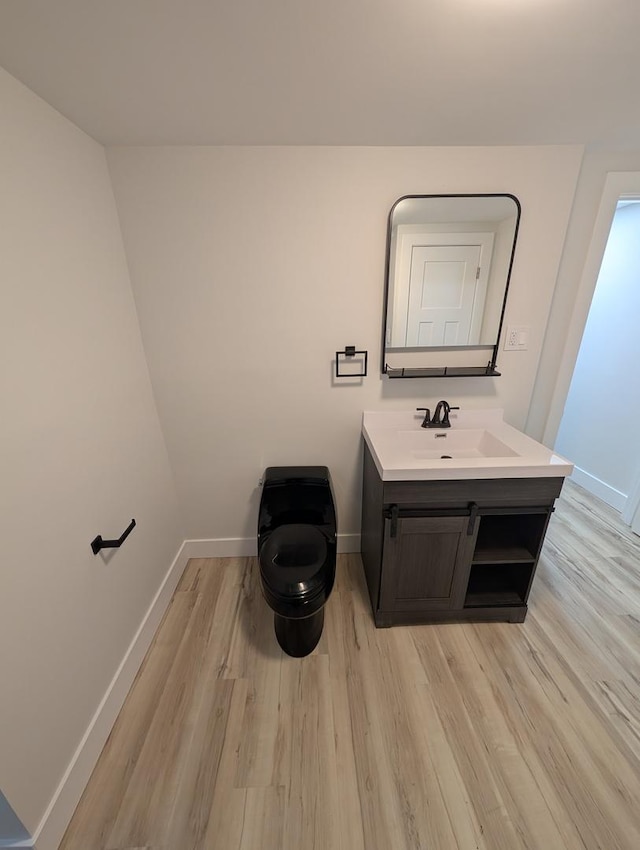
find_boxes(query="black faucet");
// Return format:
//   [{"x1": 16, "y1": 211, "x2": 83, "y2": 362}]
[
  {"x1": 417, "y1": 401, "x2": 460, "y2": 428},
  {"x1": 431, "y1": 400, "x2": 459, "y2": 428},
  {"x1": 416, "y1": 407, "x2": 431, "y2": 428}
]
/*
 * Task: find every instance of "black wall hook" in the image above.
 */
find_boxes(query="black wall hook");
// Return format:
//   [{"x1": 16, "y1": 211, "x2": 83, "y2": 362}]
[{"x1": 91, "y1": 519, "x2": 136, "y2": 555}]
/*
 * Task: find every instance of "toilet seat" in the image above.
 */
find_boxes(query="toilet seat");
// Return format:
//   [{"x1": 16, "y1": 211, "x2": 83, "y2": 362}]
[{"x1": 259, "y1": 524, "x2": 327, "y2": 595}]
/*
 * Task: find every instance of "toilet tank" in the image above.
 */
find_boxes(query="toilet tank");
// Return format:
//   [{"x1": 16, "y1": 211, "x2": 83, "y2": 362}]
[{"x1": 258, "y1": 466, "x2": 337, "y2": 540}]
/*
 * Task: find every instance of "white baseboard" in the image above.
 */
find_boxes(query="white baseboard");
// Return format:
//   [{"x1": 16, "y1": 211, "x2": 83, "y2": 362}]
[
  {"x1": 182, "y1": 537, "x2": 257, "y2": 558},
  {"x1": 31, "y1": 541, "x2": 191, "y2": 850},
  {"x1": 338, "y1": 533, "x2": 361, "y2": 554},
  {"x1": 570, "y1": 466, "x2": 627, "y2": 512},
  {"x1": 182, "y1": 532, "x2": 361, "y2": 559},
  {"x1": 29, "y1": 530, "x2": 360, "y2": 850}
]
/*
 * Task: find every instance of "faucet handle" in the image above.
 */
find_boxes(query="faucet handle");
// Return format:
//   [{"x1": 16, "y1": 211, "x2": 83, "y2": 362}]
[{"x1": 416, "y1": 407, "x2": 431, "y2": 428}]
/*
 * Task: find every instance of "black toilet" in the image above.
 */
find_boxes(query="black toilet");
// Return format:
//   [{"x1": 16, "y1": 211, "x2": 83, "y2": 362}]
[{"x1": 257, "y1": 466, "x2": 337, "y2": 657}]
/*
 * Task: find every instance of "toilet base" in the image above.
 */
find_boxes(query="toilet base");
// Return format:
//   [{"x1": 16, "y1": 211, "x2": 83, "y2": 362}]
[{"x1": 274, "y1": 608, "x2": 324, "y2": 657}]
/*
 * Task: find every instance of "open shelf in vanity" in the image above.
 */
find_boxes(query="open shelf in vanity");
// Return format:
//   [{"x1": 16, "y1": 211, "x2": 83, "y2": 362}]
[
  {"x1": 465, "y1": 562, "x2": 534, "y2": 608},
  {"x1": 464, "y1": 510, "x2": 549, "y2": 607}
]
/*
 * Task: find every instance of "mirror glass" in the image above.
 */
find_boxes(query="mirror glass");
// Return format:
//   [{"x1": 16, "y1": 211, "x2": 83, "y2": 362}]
[{"x1": 382, "y1": 194, "x2": 520, "y2": 378}]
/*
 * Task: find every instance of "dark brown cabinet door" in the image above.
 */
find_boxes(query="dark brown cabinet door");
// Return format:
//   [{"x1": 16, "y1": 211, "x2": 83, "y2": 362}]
[{"x1": 379, "y1": 516, "x2": 477, "y2": 612}]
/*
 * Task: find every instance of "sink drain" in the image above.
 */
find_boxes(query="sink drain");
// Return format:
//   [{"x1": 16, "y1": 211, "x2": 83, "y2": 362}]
[{"x1": 440, "y1": 454, "x2": 452, "y2": 459}]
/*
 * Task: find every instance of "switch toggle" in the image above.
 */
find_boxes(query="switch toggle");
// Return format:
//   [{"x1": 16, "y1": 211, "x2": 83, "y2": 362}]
[{"x1": 504, "y1": 325, "x2": 529, "y2": 351}]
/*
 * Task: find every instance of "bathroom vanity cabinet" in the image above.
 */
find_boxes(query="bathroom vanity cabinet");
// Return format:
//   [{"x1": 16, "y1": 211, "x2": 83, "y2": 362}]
[{"x1": 361, "y1": 444, "x2": 563, "y2": 627}]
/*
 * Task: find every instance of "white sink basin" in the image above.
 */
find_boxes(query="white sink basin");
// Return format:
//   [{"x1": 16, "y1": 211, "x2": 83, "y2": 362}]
[
  {"x1": 396, "y1": 428, "x2": 519, "y2": 459},
  {"x1": 363, "y1": 410, "x2": 573, "y2": 481}
]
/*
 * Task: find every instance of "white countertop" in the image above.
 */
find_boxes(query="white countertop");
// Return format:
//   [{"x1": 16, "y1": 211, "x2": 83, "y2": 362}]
[{"x1": 362, "y1": 409, "x2": 574, "y2": 481}]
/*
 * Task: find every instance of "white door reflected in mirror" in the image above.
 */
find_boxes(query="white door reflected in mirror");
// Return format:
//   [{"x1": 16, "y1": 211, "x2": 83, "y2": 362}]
[{"x1": 401, "y1": 238, "x2": 493, "y2": 346}]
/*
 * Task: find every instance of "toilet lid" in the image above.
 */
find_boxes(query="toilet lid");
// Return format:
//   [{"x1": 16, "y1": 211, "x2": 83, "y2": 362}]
[{"x1": 260, "y1": 524, "x2": 328, "y2": 591}]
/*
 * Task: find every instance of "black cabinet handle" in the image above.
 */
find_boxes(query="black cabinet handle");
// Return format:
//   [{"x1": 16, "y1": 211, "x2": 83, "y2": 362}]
[
  {"x1": 467, "y1": 503, "x2": 479, "y2": 535},
  {"x1": 91, "y1": 519, "x2": 136, "y2": 555},
  {"x1": 385, "y1": 504, "x2": 400, "y2": 538}
]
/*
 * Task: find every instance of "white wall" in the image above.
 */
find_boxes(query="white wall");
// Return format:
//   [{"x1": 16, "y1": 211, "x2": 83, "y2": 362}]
[
  {"x1": 555, "y1": 203, "x2": 640, "y2": 506},
  {"x1": 0, "y1": 69, "x2": 184, "y2": 844},
  {"x1": 107, "y1": 145, "x2": 582, "y2": 543},
  {"x1": 0, "y1": 792, "x2": 29, "y2": 847},
  {"x1": 529, "y1": 155, "x2": 640, "y2": 444}
]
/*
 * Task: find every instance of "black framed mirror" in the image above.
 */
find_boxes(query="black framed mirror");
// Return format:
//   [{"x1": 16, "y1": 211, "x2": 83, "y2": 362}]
[{"x1": 381, "y1": 194, "x2": 521, "y2": 378}]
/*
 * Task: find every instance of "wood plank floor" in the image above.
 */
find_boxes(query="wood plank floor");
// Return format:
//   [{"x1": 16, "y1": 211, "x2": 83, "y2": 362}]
[{"x1": 59, "y1": 481, "x2": 640, "y2": 850}]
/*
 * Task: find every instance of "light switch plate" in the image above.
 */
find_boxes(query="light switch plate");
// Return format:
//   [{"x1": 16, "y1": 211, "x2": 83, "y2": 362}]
[{"x1": 504, "y1": 325, "x2": 529, "y2": 351}]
